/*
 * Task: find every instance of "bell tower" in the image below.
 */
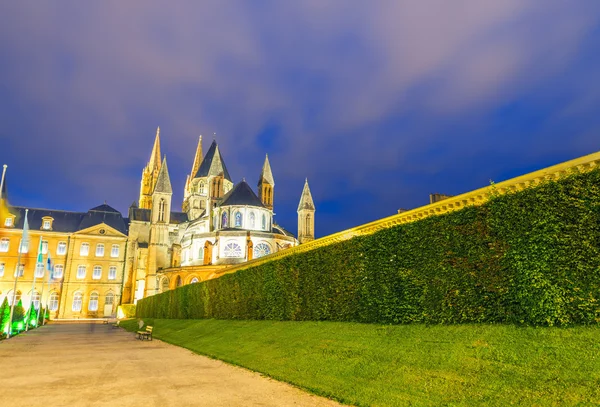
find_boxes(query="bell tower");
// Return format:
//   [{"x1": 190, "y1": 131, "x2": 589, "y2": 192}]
[
  {"x1": 139, "y1": 127, "x2": 162, "y2": 210},
  {"x1": 258, "y1": 154, "x2": 274, "y2": 211},
  {"x1": 297, "y1": 179, "x2": 315, "y2": 244}
]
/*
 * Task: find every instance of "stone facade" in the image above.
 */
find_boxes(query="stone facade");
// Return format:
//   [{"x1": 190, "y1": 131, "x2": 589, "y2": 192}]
[{"x1": 0, "y1": 129, "x2": 315, "y2": 318}]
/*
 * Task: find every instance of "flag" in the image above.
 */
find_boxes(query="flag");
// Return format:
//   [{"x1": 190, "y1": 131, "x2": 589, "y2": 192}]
[
  {"x1": 37, "y1": 238, "x2": 44, "y2": 264},
  {"x1": 47, "y1": 251, "x2": 53, "y2": 279},
  {"x1": 20, "y1": 211, "x2": 29, "y2": 252}
]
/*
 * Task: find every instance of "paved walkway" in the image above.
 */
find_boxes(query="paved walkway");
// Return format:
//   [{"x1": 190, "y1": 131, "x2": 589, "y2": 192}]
[{"x1": 0, "y1": 322, "x2": 345, "y2": 407}]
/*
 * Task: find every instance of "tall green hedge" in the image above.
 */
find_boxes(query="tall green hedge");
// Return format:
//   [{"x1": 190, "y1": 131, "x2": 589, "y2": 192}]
[{"x1": 137, "y1": 169, "x2": 600, "y2": 326}]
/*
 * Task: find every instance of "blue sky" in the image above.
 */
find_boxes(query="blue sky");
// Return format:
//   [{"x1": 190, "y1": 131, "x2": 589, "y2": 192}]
[{"x1": 1, "y1": 1, "x2": 599, "y2": 237}]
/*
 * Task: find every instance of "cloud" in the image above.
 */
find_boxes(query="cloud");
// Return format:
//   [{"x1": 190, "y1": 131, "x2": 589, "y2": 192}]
[{"x1": 0, "y1": 1, "x2": 599, "y2": 235}]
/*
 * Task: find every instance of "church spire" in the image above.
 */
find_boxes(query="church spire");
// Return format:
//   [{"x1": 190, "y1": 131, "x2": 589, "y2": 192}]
[
  {"x1": 297, "y1": 179, "x2": 315, "y2": 211},
  {"x1": 190, "y1": 135, "x2": 203, "y2": 178},
  {"x1": 153, "y1": 156, "x2": 172, "y2": 194},
  {"x1": 258, "y1": 154, "x2": 275, "y2": 210},
  {"x1": 148, "y1": 127, "x2": 162, "y2": 171},
  {"x1": 258, "y1": 154, "x2": 275, "y2": 186},
  {"x1": 297, "y1": 178, "x2": 315, "y2": 243}
]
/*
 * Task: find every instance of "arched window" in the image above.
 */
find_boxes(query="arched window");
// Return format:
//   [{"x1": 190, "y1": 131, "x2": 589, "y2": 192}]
[
  {"x1": 105, "y1": 292, "x2": 114, "y2": 306},
  {"x1": 31, "y1": 291, "x2": 41, "y2": 310},
  {"x1": 262, "y1": 214, "x2": 266, "y2": 230},
  {"x1": 306, "y1": 214, "x2": 311, "y2": 234},
  {"x1": 158, "y1": 199, "x2": 166, "y2": 222},
  {"x1": 254, "y1": 243, "x2": 271, "y2": 258},
  {"x1": 88, "y1": 292, "x2": 99, "y2": 311},
  {"x1": 199, "y1": 182, "x2": 205, "y2": 193},
  {"x1": 176, "y1": 275, "x2": 183, "y2": 287},
  {"x1": 49, "y1": 292, "x2": 59, "y2": 311},
  {"x1": 161, "y1": 278, "x2": 169, "y2": 292},
  {"x1": 8, "y1": 290, "x2": 22, "y2": 306},
  {"x1": 249, "y1": 212, "x2": 255, "y2": 228},
  {"x1": 235, "y1": 211, "x2": 242, "y2": 227},
  {"x1": 72, "y1": 292, "x2": 83, "y2": 312},
  {"x1": 221, "y1": 211, "x2": 228, "y2": 228},
  {"x1": 223, "y1": 242, "x2": 242, "y2": 258},
  {"x1": 190, "y1": 277, "x2": 199, "y2": 284}
]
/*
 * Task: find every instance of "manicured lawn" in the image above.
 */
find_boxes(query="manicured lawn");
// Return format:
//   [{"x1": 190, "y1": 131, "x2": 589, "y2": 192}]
[{"x1": 121, "y1": 319, "x2": 600, "y2": 406}]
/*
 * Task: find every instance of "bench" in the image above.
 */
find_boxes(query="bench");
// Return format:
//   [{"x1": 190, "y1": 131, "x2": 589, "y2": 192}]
[{"x1": 136, "y1": 325, "x2": 153, "y2": 341}]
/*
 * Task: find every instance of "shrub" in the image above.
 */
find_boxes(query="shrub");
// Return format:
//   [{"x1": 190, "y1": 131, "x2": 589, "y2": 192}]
[{"x1": 138, "y1": 169, "x2": 600, "y2": 326}]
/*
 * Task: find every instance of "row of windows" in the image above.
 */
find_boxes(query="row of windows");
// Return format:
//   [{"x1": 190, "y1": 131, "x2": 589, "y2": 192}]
[
  {"x1": 0, "y1": 239, "x2": 121, "y2": 258},
  {"x1": 216, "y1": 211, "x2": 270, "y2": 230},
  {"x1": 4, "y1": 217, "x2": 55, "y2": 230},
  {"x1": 181, "y1": 241, "x2": 272, "y2": 262},
  {"x1": 0, "y1": 262, "x2": 116, "y2": 280},
  {"x1": 76, "y1": 265, "x2": 118, "y2": 280},
  {"x1": 2, "y1": 290, "x2": 115, "y2": 313}
]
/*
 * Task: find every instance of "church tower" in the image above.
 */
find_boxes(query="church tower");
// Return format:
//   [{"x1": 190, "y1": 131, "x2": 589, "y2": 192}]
[
  {"x1": 258, "y1": 154, "x2": 274, "y2": 211},
  {"x1": 139, "y1": 127, "x2": 162, "y2": 210},
  {"x1": 146, "y1": 156, "x2": 172, "y2": 297},
  {"x1": 182, "y1": 135, "x2": 204, "y2": 217},
  {"x1": 297, "y1": 179, "x2": 315, "y2": 243},
  {"x1": 184, "y1": 139, "x2": 233, "y2": 224}
]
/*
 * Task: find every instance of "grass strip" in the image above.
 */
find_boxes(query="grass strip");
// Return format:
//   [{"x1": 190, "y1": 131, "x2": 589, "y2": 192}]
[{"x1": 121, "y1": 319, "x2": 600, "y2": 406}]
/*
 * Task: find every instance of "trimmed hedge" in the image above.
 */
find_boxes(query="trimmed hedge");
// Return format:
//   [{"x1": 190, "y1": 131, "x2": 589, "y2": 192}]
[{"x1": 137, "y1": 169, "x2": 600, "y2": 326}]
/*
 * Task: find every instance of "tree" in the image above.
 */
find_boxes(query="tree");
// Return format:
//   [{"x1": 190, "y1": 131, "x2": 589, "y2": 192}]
[
  {"x1": 0, "y1": 298, "x2": 9, "y2": 336},
  {"x1": 12, "y1": 299, "x2": 25, "y2": 333}
]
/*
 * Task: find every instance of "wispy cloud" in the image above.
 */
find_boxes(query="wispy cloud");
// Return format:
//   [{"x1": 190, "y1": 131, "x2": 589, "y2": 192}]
[{"x1": 0, "y1": 1, "x2": 599, "y2": 235}]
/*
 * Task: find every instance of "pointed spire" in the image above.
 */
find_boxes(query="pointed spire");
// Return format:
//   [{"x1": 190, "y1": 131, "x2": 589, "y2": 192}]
[
  {"x1": 298, "y1": 178, "x2": 315, "y2": 211},
  {"x1": 194, "y1": 140, "x2": 232, "y2": 181},
  {"x1": 148, "y1": 127, "x2": 162, "y2": 171},
  {"x1": 190, "y1": 135, "x2": 203, "y2": 178},
  {"x1": 258, "y1": 154, "x2": 275, "y2": 186},
  {"x1": 154, "y1": 156, "x2": 172, "y2": 194}
]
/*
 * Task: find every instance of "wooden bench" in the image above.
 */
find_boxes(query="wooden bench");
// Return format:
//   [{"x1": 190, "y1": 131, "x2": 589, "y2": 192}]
[{"x1": 136, "y1": 325, "x2": 153, "y2": 341}]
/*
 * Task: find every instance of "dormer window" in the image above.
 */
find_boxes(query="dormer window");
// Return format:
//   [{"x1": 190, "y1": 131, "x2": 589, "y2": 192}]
[
  {"x1": 4, "y1": 217, "x2": 13, "y2": 227},
  {"x1": 41, "y1": 217, "x2": 54, "y2": 230}
]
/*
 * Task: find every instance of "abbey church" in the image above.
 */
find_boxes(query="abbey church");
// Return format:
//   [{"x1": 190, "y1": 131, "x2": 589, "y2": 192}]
[
  {"x1": 125, "y1": 128, "x2": 315, "y2": 303},
  {"x1": 0, "y1": 128, "x2": 315, "y2": 319}
]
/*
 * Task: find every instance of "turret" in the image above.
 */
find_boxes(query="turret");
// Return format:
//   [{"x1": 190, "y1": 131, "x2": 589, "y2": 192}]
[
  {"x1": 297, "y1": 179, "x2": 315, "y2": 243},
  {"x1": 151, "y1": 157, "x2": 172, "y2": 224},
  {"x1": 139, "y1": 127, "x2": 162, "y2": 209},
  {"x1": 258, "y1": 154, "x2": 274, "y2": 211},
  {"x1": 184, "y1": 139, "x2": 233, "y2": 223}
]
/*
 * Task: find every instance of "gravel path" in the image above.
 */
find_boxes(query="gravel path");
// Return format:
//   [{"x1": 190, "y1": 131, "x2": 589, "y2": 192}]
[{"x1": 0, "y1": 322, "x2": 345, "y2": 407}]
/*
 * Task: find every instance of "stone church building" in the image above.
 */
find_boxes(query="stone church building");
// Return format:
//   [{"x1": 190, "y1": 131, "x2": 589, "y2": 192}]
[
  {"x1": 0, "y1": 128, "x2": 315, "y2": 319},
  {"x1": 125, "y1": 128, "x2": 315, "y2": 303}
]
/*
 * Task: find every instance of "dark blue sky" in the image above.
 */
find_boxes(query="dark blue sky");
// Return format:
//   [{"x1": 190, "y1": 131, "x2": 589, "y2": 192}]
[{"x1": 1, "y1": 1, "x2": 600, "y2": 237}]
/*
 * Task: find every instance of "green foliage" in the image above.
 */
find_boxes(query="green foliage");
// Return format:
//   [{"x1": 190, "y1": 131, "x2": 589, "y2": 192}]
[
  {"x1": 0, "y1": 298, "x2": 9, "y2": 334},
  {"x1": 27, "y1": 306, "x2": 38, "y2": 328},
  {"x1": 138, "y1": 169, "x2": 600, "y2": 326}
]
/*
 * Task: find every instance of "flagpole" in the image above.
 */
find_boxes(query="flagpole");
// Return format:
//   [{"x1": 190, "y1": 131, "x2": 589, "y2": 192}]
[
  {"x1": 8, "y1": 208, "x2": 28, "y2": 339},
  {"x1": 38, "y1": 256, "x2": 47, "y2": 327},
  {"x1": 25, "y1": 235, "x2": 43, "y2": 331},
  {"x1": 0, "y1": 164, "x2": 7, "y2": 201},
  {"x1": 41, "y1": 251, "x2": 53, "y2": 326}
]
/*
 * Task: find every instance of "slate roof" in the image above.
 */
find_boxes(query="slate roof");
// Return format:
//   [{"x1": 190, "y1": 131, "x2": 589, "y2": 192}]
[
  {"x1": 7, "y1": 203, "x2": 128, "y2": 235},
  {"x1": 298, "y1": 179, "x2": 315, "y2": 211},
  {"x1": 273, "y1": 224, "x2": 295, "y2": 237},
  {"x1": 129, "y1": 208, "x2": 151, "y2": 222},
  {"x1": 153, "y1": 157, "x2": 172, "y2": 194},
  {"x1": 258, "y1": 154, "x2": 275, "y2": 186},
  {"x1": 170, "y1": 211, "x2": 188, "y2": 224},
  {"x1": 219, "y1": 181, "x2": 265, "y2": 208},
  {"x1": 194, "y1": 140, "x2": 232, "y2": 181},
  {"x1": 129, "y1": 208, "x2": 188, "y2": 224}
]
